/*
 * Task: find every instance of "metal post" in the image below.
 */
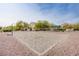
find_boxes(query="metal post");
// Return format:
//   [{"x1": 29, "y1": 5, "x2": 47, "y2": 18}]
[{"x1": 12, "y1": 24, "x2": 13, "y2": 36}]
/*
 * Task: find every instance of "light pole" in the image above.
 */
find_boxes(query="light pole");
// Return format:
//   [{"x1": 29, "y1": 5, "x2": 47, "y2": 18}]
[{"x1": 12, "y1": 24, "x2": 13, "y2": 36}]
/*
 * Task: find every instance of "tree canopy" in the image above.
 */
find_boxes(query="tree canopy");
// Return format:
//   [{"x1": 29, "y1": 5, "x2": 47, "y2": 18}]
[
  {"x1": 62, "y1": 23, "x2": 73, "y2": 30},
  {"x1": 1, "y1": 20, "x2": 79, "y2": 32},
  {"x1": 15, "y1": 21, "x2": 29, "y2": 31},
  {"x1": 34, "y1": 20, "x2": 52, "y2": 31}
]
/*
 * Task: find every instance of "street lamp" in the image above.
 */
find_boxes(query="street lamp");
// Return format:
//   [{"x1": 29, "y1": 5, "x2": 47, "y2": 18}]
[{"x1": 12, "y1": 24, "x2": 13, "y2": 36}]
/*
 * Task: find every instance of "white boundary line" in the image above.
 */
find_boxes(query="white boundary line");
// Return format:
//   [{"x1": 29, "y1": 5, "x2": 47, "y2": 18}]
[
  {"x1": 40, "y1": 41, "x2": 60, "y2": 55},
  {"x1": 13, "y1": 35, "x2": 40, "y2": 55},
  {"x1": 40, "y1": 34, "x2": 70, "y2": 55},
  {"x1": 13, "y1": 33, "x2": 69, "y2": 56}
]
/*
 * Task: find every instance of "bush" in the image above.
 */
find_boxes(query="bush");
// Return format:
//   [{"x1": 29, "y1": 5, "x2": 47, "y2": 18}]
[{"x1": 2, "y1": 27, "x2": 12, "y2": 32}]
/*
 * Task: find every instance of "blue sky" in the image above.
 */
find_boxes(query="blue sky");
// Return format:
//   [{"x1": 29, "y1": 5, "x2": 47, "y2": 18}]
[{"x1": 0, "y1": 3, "x2": 79, "y2": 26}]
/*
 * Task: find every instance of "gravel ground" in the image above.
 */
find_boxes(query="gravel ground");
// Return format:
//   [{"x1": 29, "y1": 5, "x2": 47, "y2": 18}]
[
  {"x1": 43, "y1": 31, "x2": 79, "y2": 56},
  {"x1": 13, "y1": 31, "x2": 69, "y2": 54},
  {"x1": 1, "y1": 31, "x2": 79, "y2": 56},
  {"x1": 0, "y1": 33, "x2": 37, "y2": 56}
]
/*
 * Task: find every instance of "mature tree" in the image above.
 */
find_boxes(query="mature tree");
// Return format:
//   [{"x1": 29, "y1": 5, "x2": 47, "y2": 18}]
[
  {"x1": 29, "y1": 22, "x2": 36, "y2": 31},
  {"x1": 73, "y1": 23, "x2": 79, "y2": 31},
  {"x1": 15, "y1": 21, "x2": 28, "y2": 31},
  {"x1": 62, "y1": 23, "x2": 73, "y2": 30},
  {"x1": 34, "y1": 20, "x2": 52, "y2": 31},
  {"x1": 0, "y1": 26, "x2": 2, "y2": 32},
  {"x1": 0, "y1": 27, "x2": 2, "y2": 29}
]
